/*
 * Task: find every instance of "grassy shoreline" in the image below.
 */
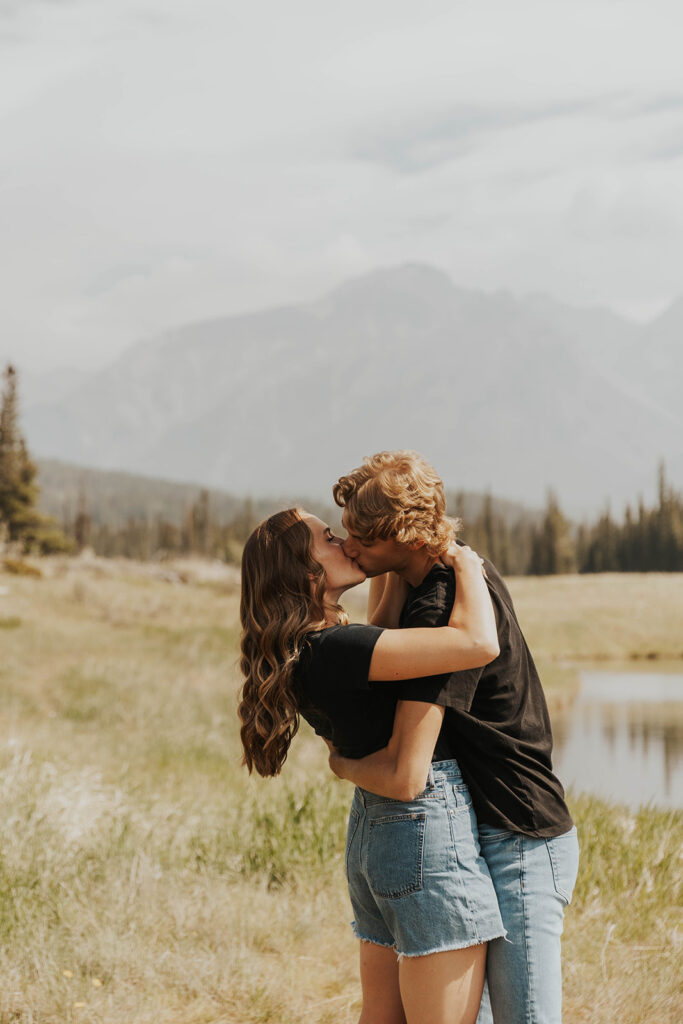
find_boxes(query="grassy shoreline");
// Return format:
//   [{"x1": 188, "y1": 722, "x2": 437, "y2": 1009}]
[{"x1": 0, "y1": 558, "x2": 681, "y2": 1022}]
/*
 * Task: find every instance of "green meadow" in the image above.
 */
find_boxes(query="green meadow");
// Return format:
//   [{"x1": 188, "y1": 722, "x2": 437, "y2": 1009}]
[{"x1": 0, "y1": 559, "x2": 681, "y2": 1023}]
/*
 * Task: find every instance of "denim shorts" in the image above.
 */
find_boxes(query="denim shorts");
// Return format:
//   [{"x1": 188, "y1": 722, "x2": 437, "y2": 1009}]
[{"x1": 345, "y1": 759, "x2": 506, "y2": 957}]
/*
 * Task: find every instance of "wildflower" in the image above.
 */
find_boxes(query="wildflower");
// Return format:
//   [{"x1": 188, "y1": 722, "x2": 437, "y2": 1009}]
[
  {"x1": 73, "y1": 1003, "x2": 86, "y2": 1009},
  {"x1": 62, "y1": 969, "x2": 73, "y2": 978},
  {"x1": 92, "y1": 978, "x2": 103, "y2": 988}
]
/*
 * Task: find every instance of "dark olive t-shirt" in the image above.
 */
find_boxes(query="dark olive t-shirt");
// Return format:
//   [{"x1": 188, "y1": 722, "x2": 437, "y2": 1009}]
[
  {"x1": 294, "y1": 623, "x2": 401, "y2": 759},
  {"x1": 397, "y1": 561, "x2": 574, "y2": 838}
]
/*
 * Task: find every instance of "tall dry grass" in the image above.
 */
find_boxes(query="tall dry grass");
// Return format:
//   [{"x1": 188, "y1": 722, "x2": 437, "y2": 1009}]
[{"x1": 0, "y1": 557, "x2": 680, "y2": 1022}]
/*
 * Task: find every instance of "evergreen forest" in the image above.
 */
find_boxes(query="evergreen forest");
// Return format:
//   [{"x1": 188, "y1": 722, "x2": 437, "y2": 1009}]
[{"x1": 2, "y1": 365, "x2": 682, "y2": 573}]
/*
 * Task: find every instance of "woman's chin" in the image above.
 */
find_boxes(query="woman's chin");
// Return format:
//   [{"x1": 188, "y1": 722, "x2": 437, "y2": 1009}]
[{"x1": 344, "y1": 572, "x2": 366, "y2": 591}]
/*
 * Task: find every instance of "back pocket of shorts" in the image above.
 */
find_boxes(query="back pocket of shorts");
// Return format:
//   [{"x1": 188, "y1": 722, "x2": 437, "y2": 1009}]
[{"x1": 367, "y1": 812, "x2": 426, "y2": 899}]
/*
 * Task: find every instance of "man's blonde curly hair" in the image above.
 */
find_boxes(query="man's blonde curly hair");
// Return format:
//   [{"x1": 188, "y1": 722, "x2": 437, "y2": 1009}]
[{"x1": 333, "y1": 450, "x2": 460, "y2": 558}]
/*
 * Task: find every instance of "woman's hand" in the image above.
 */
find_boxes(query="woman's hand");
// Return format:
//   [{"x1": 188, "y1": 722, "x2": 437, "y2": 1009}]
[
  {"x1": 322, "y1": 737, "x2": 346, "y2": 780},
  {"x1": 440, "y1": 541, "x2": 486, "y2": 578}
]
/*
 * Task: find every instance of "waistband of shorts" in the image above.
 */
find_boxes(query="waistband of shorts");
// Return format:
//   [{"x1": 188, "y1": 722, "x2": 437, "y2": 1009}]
[
  {"x1": 354, "y1": 758, "x2": 464, "y2": 807},
  {"x1": 427, "y1": 758, "x2": 463, "y2": 782}
]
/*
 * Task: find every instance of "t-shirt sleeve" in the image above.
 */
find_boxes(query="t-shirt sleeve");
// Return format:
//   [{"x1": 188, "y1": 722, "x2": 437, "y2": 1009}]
[
  {"x1": 398, "y1": 666, "x2": 484, "y2": 713},
  {"x1": 396, "y1": 575, "x2": 483, "y2": 713},
  {"x1": 314, "y1": 623, "x2": 385, "y2": 692}
]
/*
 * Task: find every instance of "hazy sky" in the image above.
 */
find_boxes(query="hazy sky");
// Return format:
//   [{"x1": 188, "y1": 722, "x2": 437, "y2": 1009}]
[{"x1": 2, "y1": 0, "x2": 683, "y2": 371}]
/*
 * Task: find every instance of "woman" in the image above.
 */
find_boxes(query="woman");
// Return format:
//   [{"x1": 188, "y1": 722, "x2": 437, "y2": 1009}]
[{"x1": 238, "y1": 508, "x2": 504, "y2": 1024}]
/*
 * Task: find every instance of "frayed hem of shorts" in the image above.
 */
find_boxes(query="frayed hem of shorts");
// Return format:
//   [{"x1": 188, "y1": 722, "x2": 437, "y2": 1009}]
[
  {"x1": 395, "y1": 929, "x2": 508, "y2": 961},
  {"x1": 350, "y1": 923, "x2": 507, "y2": 958},
  {"x1": 351, "y1": 923, "x2": 396, "y2": 949}
]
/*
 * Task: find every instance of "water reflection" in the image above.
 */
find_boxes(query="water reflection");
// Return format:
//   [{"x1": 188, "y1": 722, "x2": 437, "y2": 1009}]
[{"x1": 552, "y1": 669, "x2": 683, "y2": 809}]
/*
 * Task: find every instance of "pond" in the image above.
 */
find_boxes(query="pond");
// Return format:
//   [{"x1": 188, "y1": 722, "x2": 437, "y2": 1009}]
[{"x1": 552, "y1": 666, "x2": 683, "y2": 809}]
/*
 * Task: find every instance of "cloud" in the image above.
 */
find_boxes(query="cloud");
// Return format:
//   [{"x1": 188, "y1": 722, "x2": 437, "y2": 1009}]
[
  {"x1": 84, "y1": 264, "x2": 152, "y2": 299},
  {"x1": 352, "y1": 100, "x2": 604, "y2": 174},
  {"x1": 637, "y1": 93, "x2": 683, "y2": 115},
  {"x1": 650, "y1": 139, "x2": 683, "y2": 161},
  {"x1": 0, "y1": 0, "x2": 84, "y2": 30},
  {"x1": 2, "y1": 0, "x2": 683, "y2": 369}
]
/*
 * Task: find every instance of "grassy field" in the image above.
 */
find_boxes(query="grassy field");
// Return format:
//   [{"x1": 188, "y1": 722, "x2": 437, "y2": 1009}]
[
  {"x1": 0, "y1": 558, "x2": 681, "y2": 1023},
  {"x1": 508, "y1": 572, "x2": 683, "y2": 662}
]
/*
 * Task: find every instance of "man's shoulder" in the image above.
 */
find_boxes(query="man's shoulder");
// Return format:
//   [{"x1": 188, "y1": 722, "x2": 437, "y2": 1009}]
[
  {"x1": 480, "y1": 557, "x2": 516, "y2": 613},
  {"x1": 481, "y1": 555, "x2": 503, "y2": 584},
  {"x1": 400, "y1": 555, "x2": 515, "y2": 628},
  {"x1": 400, "y1": 564, "x2": 453, "y2": 627},
  {"x1": 410, "y1": 563, "x2": 454, "y2": 603}
]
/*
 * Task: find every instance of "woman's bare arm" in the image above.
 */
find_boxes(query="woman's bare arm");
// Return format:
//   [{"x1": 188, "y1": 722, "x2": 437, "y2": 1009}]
[
  {"x1": 368, "y1": 544, "x2": 498, "y2": 681},
  {"x1": 329, "y1": 700, "x2": 444, "y2": 801}
]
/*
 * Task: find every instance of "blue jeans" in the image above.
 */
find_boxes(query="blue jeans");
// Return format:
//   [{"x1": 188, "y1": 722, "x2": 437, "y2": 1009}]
[{"x1": 475, "y1": 824, "x2": 580, "y2": 1024}]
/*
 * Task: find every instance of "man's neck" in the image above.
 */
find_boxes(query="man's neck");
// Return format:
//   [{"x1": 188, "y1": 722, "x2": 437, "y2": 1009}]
[{"x1": 396, "y1": 550, "x2": 440, "y2": 588}]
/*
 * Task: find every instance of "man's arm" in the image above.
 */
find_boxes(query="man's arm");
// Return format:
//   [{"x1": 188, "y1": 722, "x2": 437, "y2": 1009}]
[
  {"x1": 328, "y1": 700, "x2": 444, "y2": 801},
  {"x1": 368, "y1": 572, "x2": 409, "y2": 628},
  {"x1": 367, "y1": 575, "x2": 387, "y2": 622}
]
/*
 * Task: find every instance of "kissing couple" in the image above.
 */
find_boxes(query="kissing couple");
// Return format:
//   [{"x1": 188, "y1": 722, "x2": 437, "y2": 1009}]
[{"x1": 239, "y1": 449, "x2": 579, "y2": 1024}]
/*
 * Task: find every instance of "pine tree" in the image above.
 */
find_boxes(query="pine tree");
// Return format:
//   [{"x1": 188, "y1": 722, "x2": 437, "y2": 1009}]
[
  {"x1": 73, "y1": 485, "x2": 92, "y2": 551},
  {"x1": 0, "y1": 364, "x2": 70, "y2": 553},
  {"x1": 0, "y1": 365, "x2": 39, "y2": 543},
  {"x1": 232, "y1": 495, "x2": 256, "y2": 544},
  {"x1": 580, "y1": 506, "x2": 619, "y2": 573},
  {"x1": 655, "y1": 462, "x2": 683, "y2": 570},
  {"x1": 186, "y1": 489, "x2": 212, "y2": 554},
  {"x1": 481, "y1": 492, "x2": 496, "y2": 561},
  {"x1": 530, "y1": 491, "x2": 576, "y2": 575}
]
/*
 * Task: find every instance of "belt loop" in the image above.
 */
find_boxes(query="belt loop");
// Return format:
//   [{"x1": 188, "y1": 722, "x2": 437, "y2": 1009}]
[{"x1": 428, "y1": 764, "x2": 435, "y2": 790}]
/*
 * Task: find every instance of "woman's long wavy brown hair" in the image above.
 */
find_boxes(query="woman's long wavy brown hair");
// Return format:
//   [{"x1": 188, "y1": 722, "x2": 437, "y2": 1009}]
[{"x1": 238, "y1": 508, "x2": 347, "y2": 777}]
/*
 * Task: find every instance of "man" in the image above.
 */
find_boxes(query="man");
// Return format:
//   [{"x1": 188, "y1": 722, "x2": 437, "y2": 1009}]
[{"x1": 329, "y1": 450, "x2": 579, "y2": 1024}]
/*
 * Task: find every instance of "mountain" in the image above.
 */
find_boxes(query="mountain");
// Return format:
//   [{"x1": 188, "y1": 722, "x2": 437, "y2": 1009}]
[
  {"x1": 34, "y1": 459, "x2": 339, "y2": 530},
  {"x1": 35, "y1": 458, "x2": 537, "y2": 532},
  {"x1": 23, "y1": 264, "x2": 683, "y2": 515}
]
